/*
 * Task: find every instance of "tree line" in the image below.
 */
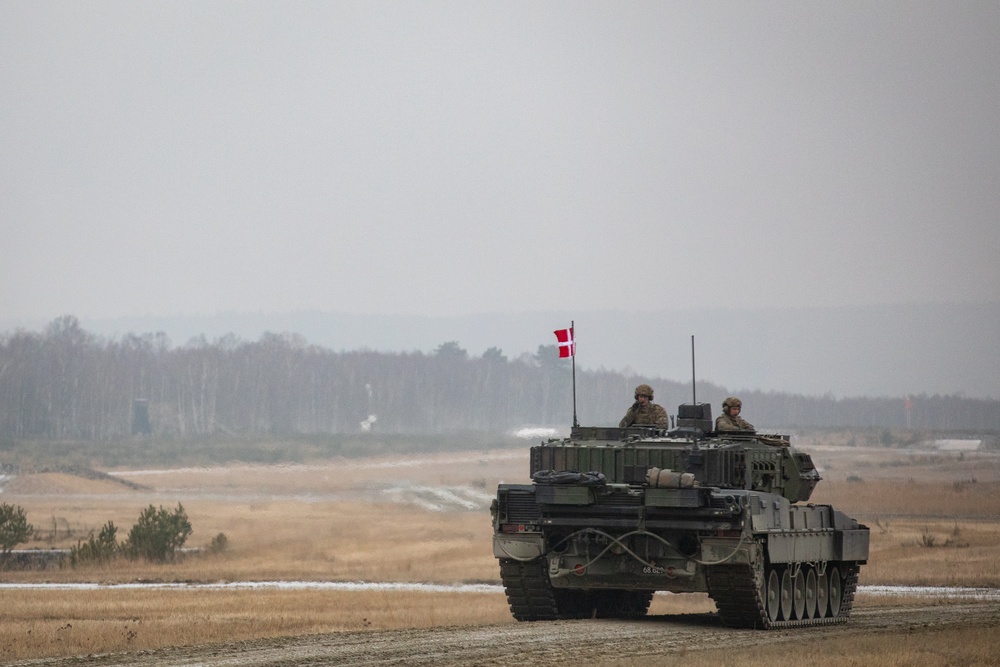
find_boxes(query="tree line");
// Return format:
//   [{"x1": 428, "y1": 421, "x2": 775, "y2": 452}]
[{"x1": 0, "y1": 316, "x2": 997, "y2": 442}]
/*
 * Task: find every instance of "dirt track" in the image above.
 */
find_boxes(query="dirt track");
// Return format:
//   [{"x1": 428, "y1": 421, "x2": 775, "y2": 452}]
[{"x1": 15, "y1": 602, "x2": 999, "y2": 667}]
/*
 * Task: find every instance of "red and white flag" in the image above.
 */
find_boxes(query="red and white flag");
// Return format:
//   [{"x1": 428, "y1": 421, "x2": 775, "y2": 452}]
[{"x1": 554, "y1": 327, "x2": 575, "y2": 358}]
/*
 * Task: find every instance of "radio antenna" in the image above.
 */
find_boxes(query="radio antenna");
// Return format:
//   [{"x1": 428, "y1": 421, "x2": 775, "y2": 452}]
[{"x1": 691, "y1": 335, "x2": 697, "y2": 405}]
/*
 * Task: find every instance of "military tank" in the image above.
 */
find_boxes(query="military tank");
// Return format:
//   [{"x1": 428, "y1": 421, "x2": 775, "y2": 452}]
[{"x1": 491, "y1": 402, "x2": 869, "y2": 629}]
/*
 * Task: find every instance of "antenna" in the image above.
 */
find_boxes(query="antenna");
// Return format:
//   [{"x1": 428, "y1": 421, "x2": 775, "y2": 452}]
[
  {"x1": 691, "y1": 335, "x2": 697, "y2": 405},
  {"x1": 571, "y1": 320, "x2": 578, "y2": 428}
]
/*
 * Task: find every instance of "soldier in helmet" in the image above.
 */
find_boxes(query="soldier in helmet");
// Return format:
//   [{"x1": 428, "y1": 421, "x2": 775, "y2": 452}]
[
  {"x1": 715, "y1": 396, "x2": 755, "y2": 432},
  {"x1": 619, "y1": 384, "x2": 669, "y2": 427}
]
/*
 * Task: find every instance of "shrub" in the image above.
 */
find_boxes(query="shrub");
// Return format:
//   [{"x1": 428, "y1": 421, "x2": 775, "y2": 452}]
[
  {"x1": 0, "y1": 503, "x2": 33, "y2": 563},
  {"x1": 69, "y1": 521, "x2": 119, "y2": 566},
  {"x1": 122, "y1": 504, "x2": 192, "y2": 563},
  {"x1": 207, "y1": 532, "x2": 229, "y2": 554}
]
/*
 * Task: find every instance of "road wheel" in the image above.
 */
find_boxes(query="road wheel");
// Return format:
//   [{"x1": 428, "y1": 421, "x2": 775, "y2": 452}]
[
  {"x1": 804, "y1": 567, "x2": 818, "y2": 619},
  {"x1": 828, "y1": 566, "x2": 842, "y2": 618},
  {"x1": 791, "y1": 568, "x2": 806, "y2": 620},
  {"x1": 766, "y1": 568, "x2": 781, "y2": 623},
  {"x1": 779, "y1": 569, "x2": 793, "y2": 621},
  {"x1": 815, "y1": 570, "x2": 829, "y2": 619}
]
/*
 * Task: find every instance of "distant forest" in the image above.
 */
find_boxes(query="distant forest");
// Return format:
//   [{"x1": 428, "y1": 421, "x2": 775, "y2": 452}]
[{"x1": 1, "y1": 316, "x2": 997, "y2": 442}]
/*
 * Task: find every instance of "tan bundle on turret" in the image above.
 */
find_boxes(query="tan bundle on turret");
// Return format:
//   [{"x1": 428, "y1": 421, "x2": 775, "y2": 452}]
[{"x1": 645, "y1": 467, "x2": 697, "y2": 488}]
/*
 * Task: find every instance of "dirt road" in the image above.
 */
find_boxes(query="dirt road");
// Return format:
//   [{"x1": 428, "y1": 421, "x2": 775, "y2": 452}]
[{"x1": 16, "y1": 602, "x2": 999, "y2": 667}]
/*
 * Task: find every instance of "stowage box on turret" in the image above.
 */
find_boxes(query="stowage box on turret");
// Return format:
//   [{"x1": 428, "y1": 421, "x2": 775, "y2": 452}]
[{"x1": 491, "y1": 403, "x2": 869, "y2": 629}]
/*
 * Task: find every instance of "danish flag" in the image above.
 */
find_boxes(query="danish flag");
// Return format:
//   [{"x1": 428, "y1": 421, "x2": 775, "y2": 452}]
[{"x1": 554, "y1": 327, "x2": 575, "y2": 358}]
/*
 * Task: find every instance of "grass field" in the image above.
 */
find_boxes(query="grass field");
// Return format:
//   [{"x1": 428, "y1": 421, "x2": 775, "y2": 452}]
[{"x1": 1, "y1": 439, "x2": 998, "y2": 662}]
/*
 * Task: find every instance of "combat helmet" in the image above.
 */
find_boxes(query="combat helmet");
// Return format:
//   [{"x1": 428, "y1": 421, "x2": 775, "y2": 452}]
[
  {"x1": 722, "y1": 396, "x2": 743, "y2": 411},
  {"x1": 634, "y1": 384, "x2": 654, "y2": 399}
]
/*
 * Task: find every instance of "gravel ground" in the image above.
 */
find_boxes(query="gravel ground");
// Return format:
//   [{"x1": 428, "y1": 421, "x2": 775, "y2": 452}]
[{"x1": 10, "y1": 601, "x2": 999, "y2": 667}]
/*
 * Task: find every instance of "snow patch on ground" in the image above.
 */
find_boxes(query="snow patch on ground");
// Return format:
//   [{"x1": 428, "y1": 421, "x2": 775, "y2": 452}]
[
  {"x1": 860, "y1": 585, "x2": 1000, "y2": 600},
  {"x1": 0, "y1": 581, "x2": 997, "y2": 600},
  {"x1": 380, "y1": 483, "x2": 495, "y2": 511},
  {"x1": 0, "y1": 581, "x2": 503, "y2": 593},
  {"x1": 109, "y1": 451, "x2": 521, "y2": 477}
]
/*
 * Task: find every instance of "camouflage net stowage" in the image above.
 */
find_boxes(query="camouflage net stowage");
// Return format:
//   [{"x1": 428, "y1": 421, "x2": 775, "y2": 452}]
[{"x1": 531, "y1": 470, "x2": 607, "y2": 486}]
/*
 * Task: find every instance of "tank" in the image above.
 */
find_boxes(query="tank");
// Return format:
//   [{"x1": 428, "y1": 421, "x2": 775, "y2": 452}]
[{"x1": 491, "y1": 403, "x2": 869, "y2": 629}]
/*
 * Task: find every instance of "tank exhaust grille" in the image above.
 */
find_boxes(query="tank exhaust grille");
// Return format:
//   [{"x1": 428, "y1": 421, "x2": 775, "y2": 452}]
[{"x1": 499, "y1": 490, "x2": 540, "y2": 524}]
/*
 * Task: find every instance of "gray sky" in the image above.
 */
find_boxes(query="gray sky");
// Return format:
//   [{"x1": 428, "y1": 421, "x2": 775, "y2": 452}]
[{"x1": 3, "y1": 2, "x2": 999, "y2": 322}]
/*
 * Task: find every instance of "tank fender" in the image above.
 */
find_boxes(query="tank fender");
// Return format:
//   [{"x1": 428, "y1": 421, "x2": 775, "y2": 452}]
[
  {"x1": 832, "y1": 509, "x2": 862, "y2": 530},
  {"x1": 837, "y1": 528, "x2": 870, "y2": 562},
  {"x1": 494, "y1": 533, "x2": 545, "y2": 561},
  {"x1": 749, "y1": 493, "x2": 792, "y2": 532},
  {"x1": 767, "y1": 531, "x2": 837, "y2": 563}
]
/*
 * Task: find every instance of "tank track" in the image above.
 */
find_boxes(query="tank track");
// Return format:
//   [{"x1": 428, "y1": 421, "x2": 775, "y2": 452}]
[
  {"x1": 707, "y1": 561, "x2": 860, "y2": 629},
  {"x1": 500, "y1": 558, "x2": 580, "y2": 621},
  {"x1": 499, "y1": 558, "x2": 653, "y2": 621}
]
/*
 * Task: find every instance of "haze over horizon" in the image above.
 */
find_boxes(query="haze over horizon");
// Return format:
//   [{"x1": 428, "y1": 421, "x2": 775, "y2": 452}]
[
  {"x1": 4, "y1": 303, "x2": 998, "y2": 402},
  {"x1": 3, "y1": 4, "x2": 998, "y2": 399}
]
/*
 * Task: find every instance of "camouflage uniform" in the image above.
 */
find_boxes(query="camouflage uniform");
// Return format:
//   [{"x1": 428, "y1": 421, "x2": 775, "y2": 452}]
[
  {"x1": 620, "y1": 402, "x2": 669, "y2": 427},
  {"x1": 619, "y1": 384, "x2": 669, "y2": 427},
  {"x1": 715, "y1": 396, "x2": 755, "y2": 432}
]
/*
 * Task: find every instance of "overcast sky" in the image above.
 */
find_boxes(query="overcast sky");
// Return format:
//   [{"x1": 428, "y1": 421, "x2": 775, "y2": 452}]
[{"x1": 2, "y1": 2, "x2": 998, "y2": 323}]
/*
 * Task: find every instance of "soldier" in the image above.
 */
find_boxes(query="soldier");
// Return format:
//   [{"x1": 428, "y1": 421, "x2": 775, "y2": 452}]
[
  {"x1": 715, "y1": 396, "x2": 755, "y2": 432},
  {"x1": 619, "y1": 384, "x2": 669, "y2": 427}
]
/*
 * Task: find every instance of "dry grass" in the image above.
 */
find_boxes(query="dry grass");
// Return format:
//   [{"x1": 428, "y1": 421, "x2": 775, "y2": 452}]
[
  {"x1": 12, "y1": 499, "x2": 498, "y2": 584},
  {"x1": 862, "y1": 520, "x2": 1000, "y2": 587},
  {"x1": 0, "y1": 588, "x2": 512, "y2": 662},
  {"x1": 812, "y1": 479, "x2": 1000, "y2": 520},
  {"x1": 0, "y1": 588, "x2": 717, "y2": 662},
  {"x1": 17, "y1": 485, "x2": 999, "y2": 587},
  {"x1": 1, "y1": 442, "x2": 999, "y2": 662}
]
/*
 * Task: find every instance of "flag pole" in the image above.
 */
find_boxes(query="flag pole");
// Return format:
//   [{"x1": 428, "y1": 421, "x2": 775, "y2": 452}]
[{"x1": 571, "y1": 320, "x2": 578, "y2": 427}]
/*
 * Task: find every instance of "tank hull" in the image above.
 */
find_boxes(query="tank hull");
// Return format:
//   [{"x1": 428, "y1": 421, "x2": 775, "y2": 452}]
[{"x1": 491, "y1": 427, "x2": 869, "y2": 629}]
